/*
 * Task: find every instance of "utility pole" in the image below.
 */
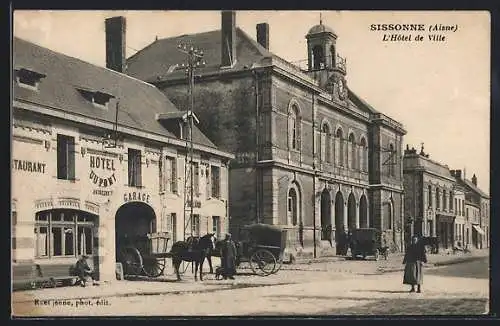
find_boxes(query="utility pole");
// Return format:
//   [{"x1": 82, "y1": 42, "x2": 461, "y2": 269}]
[{"x1": 177, "y1": 42, "x2": 205, "y2": 241}]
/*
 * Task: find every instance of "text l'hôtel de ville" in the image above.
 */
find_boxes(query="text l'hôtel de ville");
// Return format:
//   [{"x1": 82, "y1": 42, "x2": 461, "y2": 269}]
[{"x1": 370, "y1": 23, "x2": 459, "y2": 42}]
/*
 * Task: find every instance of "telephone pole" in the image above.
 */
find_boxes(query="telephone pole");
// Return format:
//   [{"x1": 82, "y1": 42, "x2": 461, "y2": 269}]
[{"x1": 177, "y1": 42, "x2": 205, "y2": 241}]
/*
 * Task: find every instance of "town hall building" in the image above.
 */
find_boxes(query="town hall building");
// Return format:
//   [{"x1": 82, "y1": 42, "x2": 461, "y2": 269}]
[{"x1": 123, "y1": 11, "x2": 407, "y2": 257}]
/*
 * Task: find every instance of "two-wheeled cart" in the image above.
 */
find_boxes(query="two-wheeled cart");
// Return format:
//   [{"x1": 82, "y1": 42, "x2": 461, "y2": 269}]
[{"x1": 116, "y1": 232, "x2": 170, "y2": 278}]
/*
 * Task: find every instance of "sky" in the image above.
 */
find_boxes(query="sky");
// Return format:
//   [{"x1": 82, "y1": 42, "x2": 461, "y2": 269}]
[{"x1": 13, "y1": 10, "x2": 491, "y2": 192}]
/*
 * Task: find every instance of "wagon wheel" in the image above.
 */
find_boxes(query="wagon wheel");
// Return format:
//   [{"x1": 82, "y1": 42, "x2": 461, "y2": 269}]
[
  {"x1": 271, "y1": 257, "x2": 283, "y2": 274},
  {"x1": 250, "y1": 249, "x2": 276, "y2": 276},
  {"x1": 142, "y1": 256, "x2": 166, "y2": 278},
  {"x1": 119, "y1": 247, "x2": 143, "y2": 276}
]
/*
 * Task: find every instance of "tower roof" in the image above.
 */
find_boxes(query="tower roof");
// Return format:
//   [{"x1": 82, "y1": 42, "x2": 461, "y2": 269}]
[{"x1": 307, "y1": 23, "x2": 336, "y2": 36}]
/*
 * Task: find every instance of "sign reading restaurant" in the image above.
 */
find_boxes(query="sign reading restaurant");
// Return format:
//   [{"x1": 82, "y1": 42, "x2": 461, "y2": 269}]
[
  {"x1": 12, "y1": 159, "x2": 46, "y2": 173},
  {"x1": 89, "y1": 155, "x2": 117, "y2": 196}
]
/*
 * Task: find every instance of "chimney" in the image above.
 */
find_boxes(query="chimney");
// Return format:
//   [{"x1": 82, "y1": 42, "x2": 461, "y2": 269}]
[
  {"x1": 221, "y1": 11, "x2": 236, "y2": 67},
  {"x1": 472, "y1": 174, "x2": 477, "y2": 186},
  {"x1": 105, "y1": 16, "x2": 127, "y2": 73},
  {"x1": 256, "y1": 23, "x2": 269, "y2": 49},
  {"x1": 455, "y1": 170, "x2": 462, "y2": 179}
]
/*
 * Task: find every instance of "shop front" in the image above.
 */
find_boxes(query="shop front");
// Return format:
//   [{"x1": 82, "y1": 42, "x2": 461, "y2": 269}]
[
  {"x1": 436, "y1": 213, "x2": 455, "y2": 250},
  {"x1": 472, "y1": 224, "x2": 485, "y2": 249}
]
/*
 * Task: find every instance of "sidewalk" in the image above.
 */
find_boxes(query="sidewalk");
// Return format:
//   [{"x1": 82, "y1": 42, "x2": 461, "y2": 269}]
[{"x1": 377, "y1": 248, "x2": 489, "y2": 273}]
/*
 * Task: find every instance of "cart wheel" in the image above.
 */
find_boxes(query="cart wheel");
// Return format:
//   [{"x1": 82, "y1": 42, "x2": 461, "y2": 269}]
[
  {"x1": 119, "y1": 247, "x2": 143, "y2": 276},
  {"x1": 143, "y1": 257, "x2": 166, "y2": 278},
  {"x1": 374, "y1": 249, "x2": 380, "y2": 261},
  {"x1": 272, "y1": 258, "x2": 283, "y2": 274},
  {"x1": 250, "y1": 249, "x2": 276, "y2": 276}
]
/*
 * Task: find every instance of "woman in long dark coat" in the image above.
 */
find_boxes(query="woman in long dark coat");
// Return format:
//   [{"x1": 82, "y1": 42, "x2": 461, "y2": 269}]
[
  {"x1": 221, "y1": 233, "x2": 237, "y2": 280},
  {"x1": 403, "y1": 235, "x2": 428, "y2": 293}
]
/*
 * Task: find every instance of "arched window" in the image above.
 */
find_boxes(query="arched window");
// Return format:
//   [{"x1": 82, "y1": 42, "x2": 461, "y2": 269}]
[
  {"x1": 312, "y1": 45, "x2": 324, "y2": 70},
  {"x1": 436, "y1": 188, "x2": 440, "y2": 209},
  {"x1": 330, "y1": 45, "x2": 335, "y2": 67},
  {"x1": 449, "y1": 191, "x2": 453, "y2": 211},
  {"x1": 321, "y1": 123, "x2": 331, "y2": 163},
  {"x1": 443, "y1": 189, "x2": 447, "y2": 210},
  {"x1": 360, "y1": 137, "x2": 368, "y2": 172},
  {"x1": 348, "y1": 133, "x2": 356, "y2": 170},
  {"x1": 289, "y1": 104, "x2": 300, "y2": 151},
  {"x1": 428, "y1": 185, "x2": 432, "y2": 208},
  {"x1": 336, "y1": 128, "x2": 344, "y2": 166}
]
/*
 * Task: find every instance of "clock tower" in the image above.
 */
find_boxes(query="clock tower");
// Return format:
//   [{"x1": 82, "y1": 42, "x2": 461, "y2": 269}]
[{"x1": 305, "y1": 18, "x2": 347, "y2": 101}]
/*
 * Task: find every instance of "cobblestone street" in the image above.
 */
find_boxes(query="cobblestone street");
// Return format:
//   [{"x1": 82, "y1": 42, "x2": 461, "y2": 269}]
[{"x1": 12, "y1": 250, "x2": 489, "y2": 317}]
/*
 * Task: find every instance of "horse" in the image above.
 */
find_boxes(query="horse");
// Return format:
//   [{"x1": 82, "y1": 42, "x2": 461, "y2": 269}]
[{"x1": 169, "y1": 233, "x2": 216, "y2": 281}]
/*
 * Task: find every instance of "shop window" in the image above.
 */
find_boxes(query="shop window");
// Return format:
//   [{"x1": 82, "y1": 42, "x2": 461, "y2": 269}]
[
  {"x1": 128, "y1": 148, "x2": 142, "y2": 187},
  {"x1": 57, "y1": 134, "x2": 76, "y2": 180},
  {"x1": 211, "y1": 166, "x2": 221, "y2": 198},
  {"x1": 35, "y1": 210, "x2": 95, "y2": 259}
]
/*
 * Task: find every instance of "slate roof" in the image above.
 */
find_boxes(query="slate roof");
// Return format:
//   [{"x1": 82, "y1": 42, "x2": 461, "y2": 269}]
[
  {"x1": 126, "y1": 28, "x2": 271, "y2": 83},
  {"x1": 457, "y1": 178, "x2": 489, "y2": 199},
  {"x1": 13, "y1": 37, "x2": 217, "y2": 149}
]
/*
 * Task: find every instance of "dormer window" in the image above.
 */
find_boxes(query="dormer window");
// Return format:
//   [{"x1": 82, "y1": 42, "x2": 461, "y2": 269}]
[
  {"x1": 155, "y1": 111, "x2": 200, "y2": 140},
  {"x1": 76, "y1": 87, "x2": 114, "y2": 109},
  {"x1": 15, "y1": 68, "x2": 46, "y2": 91}
]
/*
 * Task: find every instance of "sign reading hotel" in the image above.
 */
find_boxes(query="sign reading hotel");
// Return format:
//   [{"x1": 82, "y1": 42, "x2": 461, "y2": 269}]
[{"x1": 89, "y1": 155, "x2": 117, "y2": 197}]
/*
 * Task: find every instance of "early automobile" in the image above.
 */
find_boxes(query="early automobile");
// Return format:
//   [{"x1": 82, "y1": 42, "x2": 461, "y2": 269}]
[{"x1": 349, "y1": 228, "x2": 388, "y2": 261}]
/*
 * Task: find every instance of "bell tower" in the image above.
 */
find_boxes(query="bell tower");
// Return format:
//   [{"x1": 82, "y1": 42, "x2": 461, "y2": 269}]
[{"x1": 305, "y1": 17, "x2": 346, "y2": 92}]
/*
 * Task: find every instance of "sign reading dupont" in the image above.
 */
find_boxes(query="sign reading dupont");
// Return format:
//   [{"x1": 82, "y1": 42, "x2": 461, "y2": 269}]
[{"x1": 89, "y1": 155, "x2": 117, "y2": 196}]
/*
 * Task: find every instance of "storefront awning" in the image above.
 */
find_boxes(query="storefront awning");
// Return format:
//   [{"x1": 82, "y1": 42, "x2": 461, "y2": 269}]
[{"x1": 472, "y1": 225, "x2": 485, "y2": 235}]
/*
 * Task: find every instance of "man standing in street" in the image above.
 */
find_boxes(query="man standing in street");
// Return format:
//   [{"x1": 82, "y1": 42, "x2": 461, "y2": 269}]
[{"x1": 221, "y1": 233, "x2": 237, "y2": 280}]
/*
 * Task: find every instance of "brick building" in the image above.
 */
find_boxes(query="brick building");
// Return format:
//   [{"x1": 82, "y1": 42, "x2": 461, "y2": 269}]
[
  {"x1": 450, "y1": 170, "x2": 489, "y2": 249},
  {"x1": 403, "y1": 145, "x2": 456, "y2": 249},
  {"x1": 123, "y1": 11, "x2": 407, "y2": 256},
  {"x1": 12, "y1": 35, "x2": 232, "y2": 284}
]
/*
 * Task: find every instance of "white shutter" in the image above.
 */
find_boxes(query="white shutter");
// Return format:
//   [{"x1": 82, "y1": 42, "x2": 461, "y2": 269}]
[{"x1": 220, "y1": 165, "x2": 228, "y2": 200}]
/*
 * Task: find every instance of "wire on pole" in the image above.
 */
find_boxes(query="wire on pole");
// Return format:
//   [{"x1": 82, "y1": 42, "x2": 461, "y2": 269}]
[{"x1": 176, "y1": 42, "x2": 206, "y2": 242}]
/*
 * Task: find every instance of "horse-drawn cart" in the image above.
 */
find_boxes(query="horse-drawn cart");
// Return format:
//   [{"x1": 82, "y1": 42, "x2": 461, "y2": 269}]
[
  {"x1": 116, "y1": 232, "x2": 170, "y2": 278},
  {"x1": 236, "y1": 224, "x2": 287, "y2": 276}
]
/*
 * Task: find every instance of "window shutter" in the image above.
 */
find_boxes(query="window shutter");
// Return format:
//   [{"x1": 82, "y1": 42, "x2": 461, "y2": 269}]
[
  {"x1": 68, "y1": 137, "x2": 76, "y2": 179},
  {"x1": 172, "y1": 158, "x2": 178, "y2": 193},
  {"x1": 159, "y1": 156, "x2": 164, "y2": 192},
  {"x1": 220, "y1": 165, "x2": 227, "y2": 199},
  {"x1": 206, "y1": 165, "x2": 211, "y2": 198},
  {"x1": 139, "y1": 152, "x2": 143, "y2": 187}
]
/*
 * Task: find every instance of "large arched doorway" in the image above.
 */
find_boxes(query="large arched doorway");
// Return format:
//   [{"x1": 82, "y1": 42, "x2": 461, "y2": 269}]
[
  {"x1": 359, "y1": 194, "x2": 368, "y2": 228},
  {"x1": 115, "y1": 202, "x2": 156, "y2": 275},
  {"x1": 334, "y1": 191, "x2": 344, "y2": 243},
  {"x1": 347, "y1": 193, "x2": 356, "y2": 231},
  {"x1": 320, "y1": 188, "x2": 331, "y2": 240}
]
